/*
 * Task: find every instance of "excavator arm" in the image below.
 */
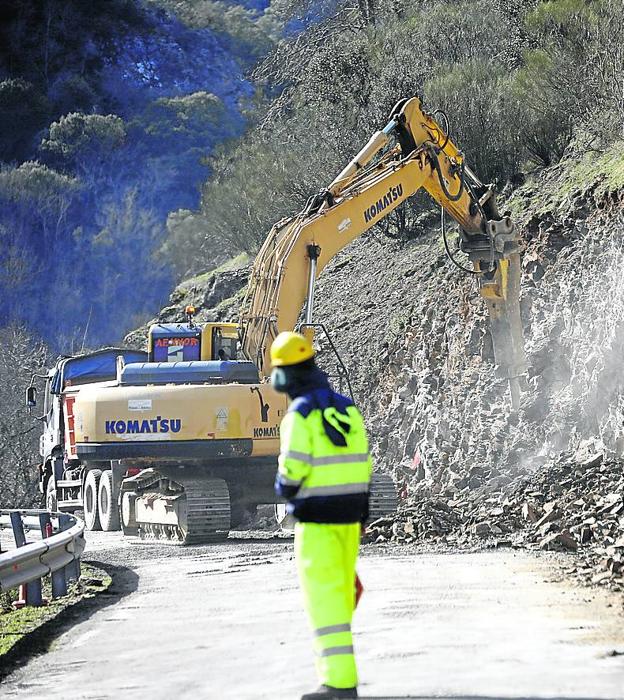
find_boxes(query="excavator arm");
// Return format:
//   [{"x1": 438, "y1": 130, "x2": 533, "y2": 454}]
[{"x1": 239, "y1": 97, "x2": 526, "y2": 407}]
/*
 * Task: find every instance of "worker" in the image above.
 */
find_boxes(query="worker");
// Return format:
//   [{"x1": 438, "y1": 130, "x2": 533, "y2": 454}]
[{"x1": 270, "y1": 331, "x2": 372, "y2": 700}]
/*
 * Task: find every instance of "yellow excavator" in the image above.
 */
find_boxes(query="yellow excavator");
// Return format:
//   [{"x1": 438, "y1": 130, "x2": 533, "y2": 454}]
[
  {"x1": 32, "y1": 96, "x2": 526, "y2": 543},
  {"x1": 240, "y1": 97, "x2": 525, "y2": 403}
]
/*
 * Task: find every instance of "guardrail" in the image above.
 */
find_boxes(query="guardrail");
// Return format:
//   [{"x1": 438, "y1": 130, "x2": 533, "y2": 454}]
[{"x1": 0, "y1": 509, "x2": 86, "y2": 606}]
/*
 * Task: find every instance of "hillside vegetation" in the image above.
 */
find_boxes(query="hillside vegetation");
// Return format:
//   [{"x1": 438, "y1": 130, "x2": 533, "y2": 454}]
[
  {"x1": 0, "y1": 0, "x2": 280, "y2": 349},
  {"x1": 180, "y1": 0, "x2": 623, "y2": 273}
]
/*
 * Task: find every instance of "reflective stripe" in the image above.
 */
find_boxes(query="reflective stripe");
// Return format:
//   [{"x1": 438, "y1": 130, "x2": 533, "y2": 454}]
[
  {"x1": 310, "y1": 453, "x2": 369, "y2": 466},
  {"x1": 283, "y1": 451, "x2": 369, "y2": 467},
  {"x1": 314, "y1": 623, "x2": 351, "y2": 637},
  {"x1": 318, "y1": 645, "x2": 354, "y2": 657},
  {"x1": 297, "y1": 482, "x2": 369, "y2": 498},
  {"x1": 284, "y1": 450, "x2": 313, "y2": 464},
  {"x1": 278, "y1": 474, "x2": 302, "y2": 486}
]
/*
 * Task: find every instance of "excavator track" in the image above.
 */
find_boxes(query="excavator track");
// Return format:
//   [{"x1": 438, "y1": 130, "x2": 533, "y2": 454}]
[
  {"x1": 127, "y1": 469, "x2": 231, "y2": 544},
  {"x1": 368, "y1": 472, "x2": 399, "y2": 522},
  {"x1": 180, "y1": 478, "x2": 231, "y2": 544},
  {"x1": 277, "y1": 472, "x2": 399, "y2": 532}
]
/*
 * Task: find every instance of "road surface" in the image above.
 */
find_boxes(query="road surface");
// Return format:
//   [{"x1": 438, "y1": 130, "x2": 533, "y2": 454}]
[{"x1": 2, "y1": 532, "x2": 623, "y2": 699}]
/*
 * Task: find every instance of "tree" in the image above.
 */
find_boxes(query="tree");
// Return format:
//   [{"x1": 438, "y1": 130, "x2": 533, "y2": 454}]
[
  {"x1": 0, "y1": 325, "x2": 49, "y2": 508},
  {"x1": 424, "y1": 60, "x2": 524, "y2": 184},
  {"x1": 41, "y1": 113, "x2": 126, "y2": 173}
]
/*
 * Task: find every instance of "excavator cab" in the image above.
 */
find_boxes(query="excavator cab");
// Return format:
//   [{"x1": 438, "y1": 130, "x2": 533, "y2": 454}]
[
  {"x1": 148, "y1": 316, "x2": 239, "y2": 363},
  {"x1": 210, "y1": 325, "x2": 238, "y2": 362}
]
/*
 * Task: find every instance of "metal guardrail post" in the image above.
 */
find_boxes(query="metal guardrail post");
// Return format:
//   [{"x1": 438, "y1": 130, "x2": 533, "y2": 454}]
[
  {"x1": 10, "y1": 512, "x2": 43, "y2": 607},
  {"x1": 59, "y1": 514, "x2": 80, "y2": 582},
  {"x1": 10, "y1": 511, "x2": 26, "y2": 548},
  {"x1": 39, "y1": 512, "x2": 68, "y2": 599}
]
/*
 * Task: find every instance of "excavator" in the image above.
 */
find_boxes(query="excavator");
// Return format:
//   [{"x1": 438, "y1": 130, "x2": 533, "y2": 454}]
[
  {"x1": 31, "y1": 96, "x2": 526, "y2": 544},
  {"x1": 240, "y1": 97, "x2": 525, "y2": 402}
]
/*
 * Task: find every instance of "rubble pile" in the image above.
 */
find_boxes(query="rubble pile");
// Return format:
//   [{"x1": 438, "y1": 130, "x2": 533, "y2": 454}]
[
  {"x1": 317, "y1": 146, "x2": 624, "y2": 592},
  {"x1": 365, "y1": 445, "x2": 624, "y2": 590}
]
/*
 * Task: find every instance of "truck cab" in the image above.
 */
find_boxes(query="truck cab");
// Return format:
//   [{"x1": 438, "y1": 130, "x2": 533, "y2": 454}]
[{"x1": 32, "y1": 347, "x2": 149, "y2": 511}]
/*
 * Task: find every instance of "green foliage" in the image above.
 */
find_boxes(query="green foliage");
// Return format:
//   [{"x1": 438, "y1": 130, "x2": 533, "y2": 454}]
[
  {"x1": 424, "y1": 60, "x2": 524, "y2": 184},
  {"x1": 163, "y1": 0, "x2": 623, "y2": 265},
  {"x1": 148, "y1": 0, "x2": 276, "y2": 57},
  {"x1": 0, "y1": 162, "x2": 80, "y2": 263},
  {"x1": 142, "y1": 92, "x2": 224, "y2": 142},
  {"x1": 0, "y1": 162, "x2": 80, "y2": 286},
  {"x1": 0, "y1": 161, "x2": 79, "y2": 206},
  {"x1": 41, "y1": 113, "x2": 127, "y2": 164},
  {"x1": 525, "y1": 0, "x2": 594, "y2": 30},
  {"x1": 178, "y1": 0, "x2": 528, "y2": 257},
  {"x1": 515, "y1": 0, "x2": 624, "y2": 162},
  {"x1": 1, "y1": 0, "x2": 272, "y2": 345}
]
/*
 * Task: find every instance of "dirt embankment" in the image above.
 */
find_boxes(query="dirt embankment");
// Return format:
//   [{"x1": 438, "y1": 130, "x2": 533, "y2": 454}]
[{"x1": 125, "y1": 258, "x2": 249, "y2": 348}]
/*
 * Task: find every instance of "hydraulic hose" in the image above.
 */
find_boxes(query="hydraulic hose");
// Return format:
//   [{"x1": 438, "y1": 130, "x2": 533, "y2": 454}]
[
  {"x1": 441, "y1": 208, "x2": 481, "y2": 275},
  {"x1": 431, "y1": 149, "x2": 465, "y2": 202}
]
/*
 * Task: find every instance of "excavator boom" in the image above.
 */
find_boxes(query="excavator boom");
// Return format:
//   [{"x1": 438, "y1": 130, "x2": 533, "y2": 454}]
[{"x1": 239, "y1": 96, "x2": 526, "y2": 406}]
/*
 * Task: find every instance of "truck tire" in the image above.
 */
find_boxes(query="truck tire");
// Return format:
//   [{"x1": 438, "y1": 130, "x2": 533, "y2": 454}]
[
  {"x1": 46, "y1": 477, "x2": 58, "y2": 513},
  {"x1": 84, "y1": 469, "x2": 102, "y2": 531},
  {"x1": 98, "y1": 470, "x2": 120, "y2": 531}
]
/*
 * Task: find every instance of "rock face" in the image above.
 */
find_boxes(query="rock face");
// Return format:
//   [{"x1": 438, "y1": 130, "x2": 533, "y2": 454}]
[
  {"x1": 124, "y1": 265, "x2": 249, "y2": 348},
  {"x1": 131, "y1": 145, "x2": 624, "y2": 587},
  {"x1": 312, "y1": 144, "x2": 624, "y2": 588},
  {"x1": 314, "y1": 177, "x2": 624, "y2": 486}
]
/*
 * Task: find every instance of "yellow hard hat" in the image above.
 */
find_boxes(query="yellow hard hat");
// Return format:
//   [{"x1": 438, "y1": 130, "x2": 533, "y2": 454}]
[{"x1": 270, "y1": 331, "x2": 314, "y2": 367}]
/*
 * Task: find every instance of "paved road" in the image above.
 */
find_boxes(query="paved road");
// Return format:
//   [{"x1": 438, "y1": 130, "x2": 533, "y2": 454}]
[{"x1": 2, "y1": 533, "x2": 623, "y2": 699}]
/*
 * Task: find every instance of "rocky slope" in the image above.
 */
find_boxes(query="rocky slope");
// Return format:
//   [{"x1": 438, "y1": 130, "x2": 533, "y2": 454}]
[
  {"x1": 124, "y1": 255, "x2": 250, "y2": 347},
  {"x1": 133, "y1": 143, "x2": 624, "y2": 590}
]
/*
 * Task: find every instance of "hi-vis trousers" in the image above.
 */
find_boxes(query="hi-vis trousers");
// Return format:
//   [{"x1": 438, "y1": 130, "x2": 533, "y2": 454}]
[{"x1": 295, "y1": 521, "x2": 360, "y2": 689}]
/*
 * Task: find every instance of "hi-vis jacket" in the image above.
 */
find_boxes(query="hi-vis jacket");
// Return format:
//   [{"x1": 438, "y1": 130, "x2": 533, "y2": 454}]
[{"x1": 275, "y1": 388, "x2": 372, "y2": 524}]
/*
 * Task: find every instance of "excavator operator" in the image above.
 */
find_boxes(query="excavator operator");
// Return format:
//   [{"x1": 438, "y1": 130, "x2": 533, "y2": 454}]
[{"x1": 271, "y1": 331, "x2": 372, "y2": 700}]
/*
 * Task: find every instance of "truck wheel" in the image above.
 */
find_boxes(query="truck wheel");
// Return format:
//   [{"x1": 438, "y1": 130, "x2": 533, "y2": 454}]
[
  {"x1": 84, "y1": 469, "x2": 102, "y2": 531},
  {"x1": 98, "y1": 470, "x2": 120, "y2": 531},
  {"x1": 46, "y1": 477, "x2": 58, "y2": 513}
]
